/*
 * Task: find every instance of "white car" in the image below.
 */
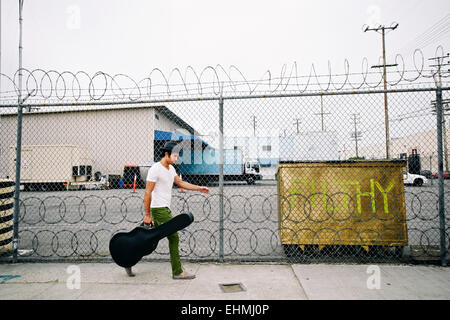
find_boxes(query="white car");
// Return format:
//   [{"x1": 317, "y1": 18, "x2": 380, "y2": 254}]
[{"x1": 403, "y1": 171, "x2": 428, "y2": 186}]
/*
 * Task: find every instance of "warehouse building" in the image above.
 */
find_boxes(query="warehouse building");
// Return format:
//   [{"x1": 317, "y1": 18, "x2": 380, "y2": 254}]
[
  {"x1": 0, "y1": 104, "x2": 197, "y2": 184},
  {"x1": 341, "y1": 125, "x2": 450, "y2": 174}
]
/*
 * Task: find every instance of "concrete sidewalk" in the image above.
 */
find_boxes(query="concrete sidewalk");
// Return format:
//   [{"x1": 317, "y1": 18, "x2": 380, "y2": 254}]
[{"x1": 0, "y1": 262, "x2": 449, "y2": 300}]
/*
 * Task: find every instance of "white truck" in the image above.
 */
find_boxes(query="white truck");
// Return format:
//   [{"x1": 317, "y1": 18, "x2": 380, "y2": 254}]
[
  {"x1": 9, "y1": 145, "x2": 106, "y2": 191},
  {"x1": 176, "y1": 147, "x2": 262, "y2": 185},
  {"x1": 138, "y1": 149, "x2": 262, "y2": 185}
]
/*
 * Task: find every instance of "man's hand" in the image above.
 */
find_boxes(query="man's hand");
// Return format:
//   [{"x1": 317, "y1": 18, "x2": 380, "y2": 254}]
[
  {"x1": 143, "y1": 215, "x2": 153, "y2": 226},
  {"x1": 198, "y1": 186, "x2": 210, "y2": 194},
  {"x1": 175, "y1": 176, "x2": 210, "y2": 194}
]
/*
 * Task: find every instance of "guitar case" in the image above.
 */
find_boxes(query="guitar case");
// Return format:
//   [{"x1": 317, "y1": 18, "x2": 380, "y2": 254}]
[{"x1": 109, "y1": 211, "x2": 194, "y2": 268}]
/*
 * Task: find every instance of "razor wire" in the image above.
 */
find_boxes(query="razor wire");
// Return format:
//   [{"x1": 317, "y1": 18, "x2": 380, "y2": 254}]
[
  {"x1": 1, "y1": 47, "x2": 449, "y2": 105},
  {"x1": 5, "y1": 191, "x2": 447, "y2": 261}
]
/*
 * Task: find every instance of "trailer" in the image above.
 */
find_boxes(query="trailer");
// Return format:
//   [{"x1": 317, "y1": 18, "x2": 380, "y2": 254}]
[{"x1": 9, "y1": 145, "x2": 106, "y2": 191}]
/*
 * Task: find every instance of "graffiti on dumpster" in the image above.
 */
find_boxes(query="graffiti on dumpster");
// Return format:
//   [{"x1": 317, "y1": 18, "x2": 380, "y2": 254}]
[{"x1": 288, "y1": 178, "x2": 397, "y2": 215}]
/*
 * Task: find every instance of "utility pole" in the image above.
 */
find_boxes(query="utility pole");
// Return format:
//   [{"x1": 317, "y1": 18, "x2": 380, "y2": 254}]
[
  {"x1": 252, "y1": 115, "x2": 257, "y2": 136},
  {"x1": 293, "y1": 118, "x2": 301, "y2": 134},
  {"x1": 430, "y1": 53, "x2": 450, "y2": 172},
  {"x1": 364, "y1": 23, "x2": 399, "y2": 159},
  {"x1": 350, "y1": 114, "x2": 362, "y2": 158},
  {"x1": 313, "y1": 95, "x2": 331, "y2": 131},
  {"x1": 431, "y1": 98, "x2": 449, "y2": 172}
]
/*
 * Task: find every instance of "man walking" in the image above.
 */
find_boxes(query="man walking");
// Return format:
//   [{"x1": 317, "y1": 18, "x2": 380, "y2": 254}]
[{"x1": 125, "y1": 141, "x2": 209, "y2": 279}]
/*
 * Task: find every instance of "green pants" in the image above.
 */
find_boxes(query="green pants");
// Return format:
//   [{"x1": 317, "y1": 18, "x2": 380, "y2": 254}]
[{"x1": 151, "y1": 207, "x2": 183, "y2": 276}]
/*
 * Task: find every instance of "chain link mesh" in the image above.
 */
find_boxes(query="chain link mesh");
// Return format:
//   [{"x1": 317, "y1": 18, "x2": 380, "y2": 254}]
[{"x1": 0, "y1": 87, "x2": 448, "y2": 264}]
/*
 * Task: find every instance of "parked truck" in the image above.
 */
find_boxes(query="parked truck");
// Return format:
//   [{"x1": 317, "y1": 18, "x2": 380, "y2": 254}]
[
  {"x1": 177, "y1": 147, "x2": 262, "y2": 185},
  {"x1": 9, "y1": 145, "x2": 106, "y2": 191}
]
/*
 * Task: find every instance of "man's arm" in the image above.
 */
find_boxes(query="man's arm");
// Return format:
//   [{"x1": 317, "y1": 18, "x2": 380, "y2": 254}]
[
  {"x1": 143, "y1": 181, "x2": 156, "y2": 225},
  {"x1": 174, "y1": 176, "x2": 209, "y2": 194}
]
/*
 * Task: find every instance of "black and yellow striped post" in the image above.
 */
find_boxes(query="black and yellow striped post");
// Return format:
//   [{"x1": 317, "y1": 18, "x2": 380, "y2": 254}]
[{"x1": 0, "y1": 179, "x2": 14, "y2": 256}]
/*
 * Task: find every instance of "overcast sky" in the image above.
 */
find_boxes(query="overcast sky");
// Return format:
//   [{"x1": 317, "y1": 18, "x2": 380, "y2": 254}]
[
  {"x1": 1, "y1": 0, "x2": 449, "y2": 157},
  {"x1": 1, "y1": 0, "x2": 449, "y2": 82}
]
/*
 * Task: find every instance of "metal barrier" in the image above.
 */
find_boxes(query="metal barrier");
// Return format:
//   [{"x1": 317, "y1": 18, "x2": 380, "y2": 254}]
[{"x1": 0, "y1": 68, "x2": 448, "y2": 265}]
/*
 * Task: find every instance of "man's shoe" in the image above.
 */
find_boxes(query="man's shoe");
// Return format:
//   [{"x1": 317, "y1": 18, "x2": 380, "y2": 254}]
[
  {"x1": 125, "y1": 267, "x2": 135, "y2": 277},
  {"x1": 172, "y1": 271, "x2": 196, "y2": 280}
]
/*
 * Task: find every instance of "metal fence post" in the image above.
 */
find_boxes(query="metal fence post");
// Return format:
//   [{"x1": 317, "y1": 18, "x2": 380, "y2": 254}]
[
  {"x1": 12, "y1": 104, "x2": 23, "y2": 263},
  {"x1": 218, "y1": 95, "x2": 224, "y2": 262},
  {"x1": 435, "y1": 87, "x2": 447, "y2": 267},
  {"x1": 12, "y1": 0, "x2": 25, "y2": 263}
]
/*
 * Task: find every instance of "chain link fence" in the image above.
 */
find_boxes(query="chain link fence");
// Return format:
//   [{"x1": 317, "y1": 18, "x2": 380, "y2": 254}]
[{"x1": 0, "y1": 74, "x2": 448, "y2": 265}]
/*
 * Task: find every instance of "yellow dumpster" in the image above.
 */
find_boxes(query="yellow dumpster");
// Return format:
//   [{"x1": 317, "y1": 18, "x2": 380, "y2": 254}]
[
  {"x1": 0, "y1": 179, "x2": 14, "y2": 256},
  {"x1": 277, "y1": 160, "x2": 408, "y2": 253}
]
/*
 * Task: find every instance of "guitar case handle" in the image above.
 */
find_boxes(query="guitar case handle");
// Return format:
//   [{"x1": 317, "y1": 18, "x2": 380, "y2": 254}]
[{"x1": 140, "y1": 221, "x2": 154, "y2": 230}]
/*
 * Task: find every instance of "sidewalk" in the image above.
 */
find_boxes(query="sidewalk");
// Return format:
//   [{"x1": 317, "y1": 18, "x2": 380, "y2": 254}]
[{"x1": 0, "y1": 261, "x2": 449, "y2": 300}]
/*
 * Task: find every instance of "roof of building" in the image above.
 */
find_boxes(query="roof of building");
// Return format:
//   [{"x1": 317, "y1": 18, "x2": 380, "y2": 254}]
[{"x1": 0, "y1": 104, "x2": 195, "y2": 135}]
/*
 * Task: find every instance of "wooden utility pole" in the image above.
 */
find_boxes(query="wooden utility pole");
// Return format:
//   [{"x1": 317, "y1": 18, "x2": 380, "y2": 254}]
[
  {"x1": 364, "y1": 23, "x2": 399, "y2": 159},
  {"x1": 293, "y1": 118, "x2": 301, "y2": 134},
  {"x1": 314, "y1": 95, "x2": 331, "y2": 131},
  {"x1": 430, "y1": 53, "x2": 450, "y2": 172},
  {"x1": 351, "y1": 114, "x2": 362, "y2": 158}
]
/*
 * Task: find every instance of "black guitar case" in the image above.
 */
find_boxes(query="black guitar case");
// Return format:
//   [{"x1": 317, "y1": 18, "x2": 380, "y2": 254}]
[{"x1": 109, "y1": 212, "x2": 194, "y2": 268}]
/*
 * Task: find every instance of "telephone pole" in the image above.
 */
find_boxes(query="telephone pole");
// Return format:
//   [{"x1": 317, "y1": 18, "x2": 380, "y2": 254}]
[
  {"x1": 314, "y1": 95, "x2": 331, "y2": 131},
  {"x1": 350, "y1": 114, "x2": 362, "y2": 158},
  {"x1": 293, "y1": 118, "x2": 301, "y2": 134},
  {"x1": 364, "y1": 23, "x2": 399, "y2": 159},
  {"x1": 430, "y1": 53, "x2": 450, "y2": 172},
  {"x1": 252, "y1": 115, "x2": 257, "y2": 136}
]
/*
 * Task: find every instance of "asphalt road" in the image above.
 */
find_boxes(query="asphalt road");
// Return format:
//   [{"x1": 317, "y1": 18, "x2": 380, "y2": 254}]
[{"x1": 7, "y1": 179, "x2": 450, "y2": 262}]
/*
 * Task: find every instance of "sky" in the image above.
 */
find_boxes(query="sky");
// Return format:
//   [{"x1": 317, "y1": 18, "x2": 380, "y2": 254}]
[
  {"x1": 1, "y1": 0, "x2": 449, "y2": 157},
  {"x1": 1, "y1": 0, "x2": 449, "y2": 83}
]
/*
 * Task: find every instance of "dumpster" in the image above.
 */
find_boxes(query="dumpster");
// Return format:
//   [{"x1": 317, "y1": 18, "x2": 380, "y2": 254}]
[
  {"x1": 277, "y1": 160, "x2": 408, "y2": 253},
  {"x1": 0, "y1": 179, "x2": 14, "y2": 256}
]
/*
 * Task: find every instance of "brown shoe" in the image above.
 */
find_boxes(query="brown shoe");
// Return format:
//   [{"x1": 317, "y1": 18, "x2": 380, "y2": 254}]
[{"x1": 172, "y1": 271, "x2": 195, "y2": 280}]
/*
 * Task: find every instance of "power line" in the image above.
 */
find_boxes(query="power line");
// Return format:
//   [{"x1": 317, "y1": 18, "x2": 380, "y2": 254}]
[
  {"x1": 429, "y1": 52, "x2": 450, "y2": 87},
  {"x1": 396, "y1": 107, "x2": 436, "y2": 117},
  {"x1": 411, "y1": 18, "x2": 450, "y2": 48},
  {"x1": 399, "y1": 14, "x2": 450, "y2": 52},
  {"x1": 415, "y1": 24, "x2": 450, "y2": 51}
]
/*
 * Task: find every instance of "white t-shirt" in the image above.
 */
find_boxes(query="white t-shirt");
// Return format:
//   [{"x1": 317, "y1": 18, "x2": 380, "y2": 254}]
[{"x1": 146, "y1": 162, "x2": 178, "y2": 208}]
